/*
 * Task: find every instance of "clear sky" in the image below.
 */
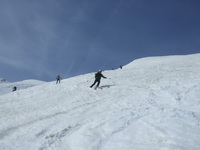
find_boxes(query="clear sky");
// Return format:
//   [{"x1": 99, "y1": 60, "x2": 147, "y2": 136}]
[{"x1": 0, "y1": 0, "x2": 200, "y2": 82}]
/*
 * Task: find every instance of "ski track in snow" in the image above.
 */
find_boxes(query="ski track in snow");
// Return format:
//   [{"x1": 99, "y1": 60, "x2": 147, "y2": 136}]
[{"x1": 1, "y1": 54, "x2": 200, "y2": 150}]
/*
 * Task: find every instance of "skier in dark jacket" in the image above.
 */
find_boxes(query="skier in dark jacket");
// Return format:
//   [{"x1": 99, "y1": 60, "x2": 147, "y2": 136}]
[
  {"x1": 56, "y1": 75, "x2": 61, "y2": 84},
  {"x1": 12, "y1": 86, "x2": 17, "y2": 92},
  {"x1": 90, "y1": 70, "x2": 106, "y2": 89}
]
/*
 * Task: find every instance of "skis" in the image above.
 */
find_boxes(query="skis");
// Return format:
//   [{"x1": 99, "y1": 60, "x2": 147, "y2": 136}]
[
  {"x1": 94, "y1": 86, "x2": 102, "y2": 90},
  {"x1": 95, "y1": 87, "x2": 101, "y2": 90},
  {"x1": 90, "y1": 85, "x2": 102, "y2": 90}
]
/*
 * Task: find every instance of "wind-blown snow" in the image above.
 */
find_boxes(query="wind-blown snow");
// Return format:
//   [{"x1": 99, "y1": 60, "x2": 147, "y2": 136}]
[{"x1": 0, "y1": 54, "x2": 200, "y2": 150}]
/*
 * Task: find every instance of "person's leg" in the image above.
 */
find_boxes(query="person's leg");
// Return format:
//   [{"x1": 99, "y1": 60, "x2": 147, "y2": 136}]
[
  {"x1": 96, "y1": 80, "x2": 100, "y2": 87},
  {"x1": 95, "y1": 80, "x2": 100, "y2": 88},
  {"x1": 90, "y1": 80, "x2": 97, "y2": 87}
]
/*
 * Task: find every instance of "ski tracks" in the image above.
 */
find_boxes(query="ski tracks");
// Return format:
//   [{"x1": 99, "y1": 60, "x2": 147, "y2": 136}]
[{"x1": 39, "y1": 124, "x2": 80, "y2": 150}]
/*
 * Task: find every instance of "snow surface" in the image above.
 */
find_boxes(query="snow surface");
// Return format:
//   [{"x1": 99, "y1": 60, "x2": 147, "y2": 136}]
[{"x1": 0, "y1": 53, "x2": 200, "y2": 150}]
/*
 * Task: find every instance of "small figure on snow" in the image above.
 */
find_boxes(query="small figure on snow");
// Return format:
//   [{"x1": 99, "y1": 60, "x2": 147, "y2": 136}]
[
  {"x1": 90, "y1": 70, "x2": 107, "y2": 89},
  {"x1": 56, "y1": 75, "x2": 61, "y2": 84},
  {"x1": 12, "y1": 86, "x2": 17, "y2": 92}
]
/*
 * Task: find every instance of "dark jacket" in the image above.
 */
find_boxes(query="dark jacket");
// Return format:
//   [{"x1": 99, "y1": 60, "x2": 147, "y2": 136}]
[
  {"x1": 56, "y1": 75, "x2": 61, "y2": 80},
  {"x1": 95, "y1": 72, "x2": 106, "y2": 80}
]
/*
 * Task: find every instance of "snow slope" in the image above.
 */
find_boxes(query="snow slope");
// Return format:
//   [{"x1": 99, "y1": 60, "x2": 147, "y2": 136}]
[{"x1": 0, "y1": 53, "x2": 200, "y2": 150}]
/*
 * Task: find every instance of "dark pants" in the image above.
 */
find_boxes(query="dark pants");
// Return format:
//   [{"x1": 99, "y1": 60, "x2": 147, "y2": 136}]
[
  {"x1": 90, "y1": 79, "x2": 100, "y2": 88},
  {"x1": 56, "y1": 79, "x2": 60, "y2": 84}
]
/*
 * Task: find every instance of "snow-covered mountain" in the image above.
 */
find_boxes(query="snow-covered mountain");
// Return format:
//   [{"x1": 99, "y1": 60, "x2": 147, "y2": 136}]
[
  {"x1": 0, "y1": 53, "x2": 200, "y2": 150},
  {"x1": 0, "y1": 79, "x2": 46, "y2": 96},
  {"x1": 0, "y1": 78, "x2": 7, "y2": 83}
]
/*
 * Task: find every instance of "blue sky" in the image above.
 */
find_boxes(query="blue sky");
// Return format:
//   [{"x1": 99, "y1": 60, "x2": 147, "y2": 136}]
[{"x1": 0, "y1": 0, "x2": 200, "y2": 82}]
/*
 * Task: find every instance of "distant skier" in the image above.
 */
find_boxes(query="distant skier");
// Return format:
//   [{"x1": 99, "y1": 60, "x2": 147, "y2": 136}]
[
  {"x1": 12, "y1": 86, "x2": 17, "y2": 92},
  {"x1": 90, "y1": 70, "x2": 107, "y2": 89},
  {"x1": 56, "y1": 75, "x2": 61, "y2": 84}
]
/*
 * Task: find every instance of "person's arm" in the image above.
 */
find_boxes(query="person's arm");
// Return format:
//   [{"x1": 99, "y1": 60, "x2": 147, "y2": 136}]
[{"x1": 101, "y1": 74, "x2": 107, "y2": 78}]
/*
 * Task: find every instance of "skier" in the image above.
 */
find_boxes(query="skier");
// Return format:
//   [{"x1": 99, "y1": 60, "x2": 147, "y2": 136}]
[
  {"x1": 56, "y1": 75, "x2": 61, "y2": 84},
  {"x1": 90, "y1": 70, "x2": 107, "y2": 89},
  {"x1": 12, "y1": 86, "x2": 17, "y2": 92}
]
